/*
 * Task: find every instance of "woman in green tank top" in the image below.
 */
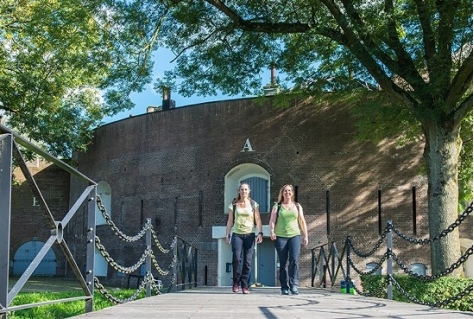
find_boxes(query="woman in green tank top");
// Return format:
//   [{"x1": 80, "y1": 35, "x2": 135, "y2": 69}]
[
  {"x1": 269, "y1": 184, "x2": 308, "y2": 295},
  {"x1": 225, "y1": 183, "x2": 263, "y2": 294}
]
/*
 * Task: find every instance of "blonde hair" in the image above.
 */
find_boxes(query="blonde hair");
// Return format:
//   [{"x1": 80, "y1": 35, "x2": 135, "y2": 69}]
[{"x1": 277, "y1": 184, "x2": 294, "y2": 203}]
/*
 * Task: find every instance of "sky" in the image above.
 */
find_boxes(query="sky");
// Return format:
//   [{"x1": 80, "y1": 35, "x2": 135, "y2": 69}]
[{"x1": 103, "y1": 47, "x2": 234, "y2": 124}]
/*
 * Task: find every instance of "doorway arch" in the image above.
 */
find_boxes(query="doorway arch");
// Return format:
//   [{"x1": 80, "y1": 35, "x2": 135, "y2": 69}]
[
  {"x1": 13, "y1": 239, "x2": 57, "y2": 276},
  {"x1": 214, "y1": 163, "x2": 276, "y2": 287}
]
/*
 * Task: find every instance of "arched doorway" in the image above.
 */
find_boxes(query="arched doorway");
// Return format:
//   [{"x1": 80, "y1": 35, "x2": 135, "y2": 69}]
[
  {"x1": 13, "y1": 239, "x2": 57, "y2": 276},
  {"x1": 213, "y1": 163, "x2": 276, "y2": 287}
]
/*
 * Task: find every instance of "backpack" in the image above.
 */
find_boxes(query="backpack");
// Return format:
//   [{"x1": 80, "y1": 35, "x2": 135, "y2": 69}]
[
  {"x1": 275, "y1": 202, "x2": 300, "y2": 225},
  {"x1": 232, "y1": 199, "x2": 257, "y2": 225}
]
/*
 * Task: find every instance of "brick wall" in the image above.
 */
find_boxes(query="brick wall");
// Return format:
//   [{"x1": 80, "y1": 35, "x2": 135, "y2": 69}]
[{"x1": 10, "y1": 95, "x2": 471, "y2": 288}]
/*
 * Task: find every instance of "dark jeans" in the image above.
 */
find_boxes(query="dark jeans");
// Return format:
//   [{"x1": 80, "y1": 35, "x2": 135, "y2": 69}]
[
  {"x1": 231, "y1": 233, "x2": 255, "y2": 289},
  {"x1": 274, "y1": 235, "x2": 301, "y2": 290}
]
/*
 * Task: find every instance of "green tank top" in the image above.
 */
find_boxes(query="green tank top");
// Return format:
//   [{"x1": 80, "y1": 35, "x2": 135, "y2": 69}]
[
  {"x1": 229, "y1": 202, "x2": 258, "y2": 234},
  {"x1": 274, "y1": 204, "x2": 301, "y2": 238}
]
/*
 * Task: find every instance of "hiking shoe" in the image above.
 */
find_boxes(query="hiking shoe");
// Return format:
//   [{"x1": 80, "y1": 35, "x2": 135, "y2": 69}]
[
  {"x1": 242, "y1": 287, "x2": 249, "y2": 294},
  {"x1": 232, "y1": 283, "x2": 239, "y2": 293},
  {"x1": 281, "y1": 289, "x2": 289, "y2": 295}
]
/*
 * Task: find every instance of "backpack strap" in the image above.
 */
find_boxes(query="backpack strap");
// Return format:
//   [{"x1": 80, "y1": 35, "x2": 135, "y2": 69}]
[
  {"x1": 295, "y1": 202, "x2": 300, "y2": 213},
  {"x1": 232, "y1": 198, "x2": 237, "y2": 225},
  {"x1": 275, "y1": 202, "x2": 282, "y2": 225},
  {"x1": 275, "y1": 202, "x2": 300, "y2": 224}
]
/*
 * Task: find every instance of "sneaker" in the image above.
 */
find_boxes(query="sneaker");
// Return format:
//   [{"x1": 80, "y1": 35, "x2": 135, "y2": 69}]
[
  {"x1": 232, "y1": 282, "x2": 239, "y2": 293},
  {"x1": 290, "y1": 289, "x2": 299, "y2": 295},
  {"x1": 281, "y1": 289, "x2": 289, "y2": 295},
  {"x1": 242, "y1": 287, "x2": 249, "y2": 294}
]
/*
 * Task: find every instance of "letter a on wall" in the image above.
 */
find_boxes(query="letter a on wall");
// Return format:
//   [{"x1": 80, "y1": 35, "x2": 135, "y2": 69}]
[{"x1": 241, "y1": 138, "x2": 255, "y2": 152}]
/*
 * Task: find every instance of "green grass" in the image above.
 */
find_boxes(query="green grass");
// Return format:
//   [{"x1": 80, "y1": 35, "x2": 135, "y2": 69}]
[{"x1": 7, "y1": 289, "x2": 157, "y2": 319}]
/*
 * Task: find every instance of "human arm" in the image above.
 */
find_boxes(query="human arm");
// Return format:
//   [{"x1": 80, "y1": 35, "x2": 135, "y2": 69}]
[
  {"x1": 297, "y1": 205, "x2": 308, "y2": 247},
  {"x1": 269, "y1": 204, "x2": 278, "y2": 241},
  {"x1": 225, "y1": 208, "x2": 233, "y2": 244},
  {"x1": 254, "y1": 206, "x2": 263, "y2": 244}
]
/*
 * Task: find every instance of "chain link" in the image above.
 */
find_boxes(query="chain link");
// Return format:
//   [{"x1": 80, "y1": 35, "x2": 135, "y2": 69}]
[
  {"x1": 348, "y1": 253, "x2": 388, "y2": 275},
  {"x1": 96, "y1": 196, "x2": 150, "y2": 242},
  {"x1": 95, "y1": 236, "x2": 151, "y2": 274},
  {"x1": 392, "y1": 203, "x2": 472, "y2": 244},
  {"x1": 390, "y1": 247, "x2": 473, "y2": 280},
  {"x1": 348, "y1": 226, "x2": 390, "y2": 258},
  {"x1": 94, "y1": 273, "x2": 161, "y2": 304},
  {"x1": 340, "y1": 203, "x2": 473, "y2": 309},
  {"x1": 151, "y1": 227, "x2": 172, "y2": 253}
]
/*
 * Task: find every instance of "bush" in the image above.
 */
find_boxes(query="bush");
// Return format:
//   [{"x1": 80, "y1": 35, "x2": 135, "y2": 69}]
[{"x1": 360, "y1": 274, "x2": 473, "y2": 312}]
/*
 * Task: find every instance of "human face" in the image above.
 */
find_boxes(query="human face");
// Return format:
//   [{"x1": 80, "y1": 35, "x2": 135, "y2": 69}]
[
  {"x1": 282, "y1": 185, "x2": 293, "y2": 201},
  {"x1": 239, "y1": 184, "x2": 250, "y2": 199}
]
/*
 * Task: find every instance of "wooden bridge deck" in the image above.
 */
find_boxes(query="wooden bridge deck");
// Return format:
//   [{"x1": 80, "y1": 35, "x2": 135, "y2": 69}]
[{"x1": 71, "y1": 286, "x2": 472, "y2": 319}]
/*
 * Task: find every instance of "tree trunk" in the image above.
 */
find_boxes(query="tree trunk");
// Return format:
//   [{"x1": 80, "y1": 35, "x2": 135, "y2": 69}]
[{"x1": 424, "y1": 122, "x2": 462, "y2": 276}]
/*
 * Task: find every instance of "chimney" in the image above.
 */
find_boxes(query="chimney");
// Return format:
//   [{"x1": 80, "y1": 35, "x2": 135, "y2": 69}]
[
  {"x1": 162, "y1": 87, "x2": 176, "y2": 110},
  {"x1": 263, "y1": 64, "x2": 280, "y2": 96}
]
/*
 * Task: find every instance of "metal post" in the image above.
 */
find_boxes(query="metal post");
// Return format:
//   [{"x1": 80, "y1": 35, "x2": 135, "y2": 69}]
[
  {"x1": 387, "y1": 221, "x2": 393, "y2": 300},
  {"x1": 412, "y1": 187, "x2": 417, "y2": 235},
  {"x1": 253, "y1": 242, "x2": 259, "y2": 287},
  {"x1": 345, "y1": 236, "x2": 350, "y2": 294},
  {"x1": 326, "y1": 190, "x2": 330, "y2": 236},
  {"x1": 0, "y1": 134, "x2": 13, "y2": 319},
  {"x1": 146, "y1": 218, "x2": 151, "y2": 297},
  {"x1": 378, "y1": 190, "x2": 382, "y2": 235},
  {"x1": 172, "y1": 236, "x2": 178, "y2": 292},
  {"x1": 85, "y1": 186, "x2": 97, "y2": 313}
]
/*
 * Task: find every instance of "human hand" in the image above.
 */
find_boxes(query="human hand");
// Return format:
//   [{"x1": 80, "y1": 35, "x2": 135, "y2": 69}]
[{"x1": 302, "y1": 236, "x2": 308, "y2": 247}]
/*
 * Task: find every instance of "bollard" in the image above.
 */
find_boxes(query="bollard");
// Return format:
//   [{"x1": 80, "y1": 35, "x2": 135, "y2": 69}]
[{"x1": 340, "y1": 280, "x2": 355, "y2": 294}]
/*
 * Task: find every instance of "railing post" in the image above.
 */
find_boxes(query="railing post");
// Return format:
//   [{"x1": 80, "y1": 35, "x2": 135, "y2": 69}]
[
  {"x1": 386, "y1": 221, "x2": 393, "y2": 300},
  {"x1": 146, "y1": 218, "x2": 151, "y2": 297},
  {"x1": 345, "y1": 236, "x2": 351, "y2": 294},
  {"x1": 85, "y1": 186, "x2": 97, "y2": 313},
  {"x1": 0, "y1": 134, "x2": 13, "y2": 319},
  {"x1": 194, "y1": 247, "x2": 198, "y2": 287},
  {"x1": 311, "y1": 249, "x2": 315, "y2": 287},
  {"x1": 172, "y1": 236, "x2": 178, "y2": 292}
]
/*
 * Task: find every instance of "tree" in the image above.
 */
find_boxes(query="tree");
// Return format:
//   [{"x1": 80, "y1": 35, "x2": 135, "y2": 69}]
[
  {"x1": 156, "y1": 0, "x2": 472, "y2": 275},
  {"x1": 0, "y1": 0, "x2": 166, "y2": 157}
]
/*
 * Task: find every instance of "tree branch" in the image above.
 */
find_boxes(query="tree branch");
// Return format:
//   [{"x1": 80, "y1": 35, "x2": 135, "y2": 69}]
[
  {"x1": 413, "y1": 0, "x2": 436, "y2": 63},
  {"x1": 384, "y1": 0, "x2": 425, "y2": 92},
  {"x1": 447, "y1": 50, "x2": 473, "y2": 107}
]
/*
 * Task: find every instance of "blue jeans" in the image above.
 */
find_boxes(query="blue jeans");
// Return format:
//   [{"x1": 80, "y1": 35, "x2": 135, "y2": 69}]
[
  {"x1": 274, "y1": 235, "x2": 301, "y2": 290},
  {"x1": 231, "y1": 233, "x2": 255, "y2": 289}
]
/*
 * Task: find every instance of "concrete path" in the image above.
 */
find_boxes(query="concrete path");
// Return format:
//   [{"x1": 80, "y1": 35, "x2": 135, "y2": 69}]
[{"x1": 71, "y1": 286, "x2": 472, "y2": 319}]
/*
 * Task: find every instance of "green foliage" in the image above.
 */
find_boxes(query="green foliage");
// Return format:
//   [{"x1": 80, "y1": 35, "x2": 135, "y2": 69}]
[
  {"x1": 0, "y1": 0, "x2": 167, "y2": 157},
  {"x1": 361, "y1": 275, "x2": 473, "y2": 312},
  {"x1": 458, "y1": 112, "x2": 473, "y2": 210},
  {"x1": 8, "y1": 289, "x2": 154, "y2": 319}
]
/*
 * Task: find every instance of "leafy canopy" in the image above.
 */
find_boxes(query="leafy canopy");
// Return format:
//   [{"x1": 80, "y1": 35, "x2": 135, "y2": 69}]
[
  {"x1": 155, "y1": 0, "x2": 472, "y2": 204},
  {"x1": 0, "y1": 0, "x2": 167, "y2": 157}
]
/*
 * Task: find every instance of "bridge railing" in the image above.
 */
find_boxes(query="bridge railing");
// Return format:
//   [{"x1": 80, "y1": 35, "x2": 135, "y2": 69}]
[
  {"x1": 0, "y1": 125, "x2": 97, "y2": 319},
  {"x1": 0, "y1": 124, "x2": 198, "y2": 319},
  {"x1": 311, "y1": 203, "x2": 473, "y2": 309}
]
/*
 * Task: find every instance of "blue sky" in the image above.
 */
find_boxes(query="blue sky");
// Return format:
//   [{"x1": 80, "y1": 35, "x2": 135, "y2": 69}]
[{"x1": 103, "y1": 47, "x2": 232, "y2": 123}]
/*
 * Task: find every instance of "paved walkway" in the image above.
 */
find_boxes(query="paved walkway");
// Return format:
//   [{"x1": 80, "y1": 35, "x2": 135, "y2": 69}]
[{"x1": 71, "y1": 286, "x2": 472, "y2": 319}]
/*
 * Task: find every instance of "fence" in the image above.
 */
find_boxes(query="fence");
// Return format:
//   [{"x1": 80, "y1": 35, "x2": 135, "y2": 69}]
[
  {"x1": 0, "y1": 125, "x2": 197, "y2": 319},
  {"x1": 311, "y1": 203, "x2": 473, "y2": 308}
]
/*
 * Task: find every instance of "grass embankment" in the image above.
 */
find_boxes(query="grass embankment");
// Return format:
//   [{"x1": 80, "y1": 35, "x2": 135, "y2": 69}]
[{"x1": 8, "y1": 289, "x2": 154, "y2": 319}]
